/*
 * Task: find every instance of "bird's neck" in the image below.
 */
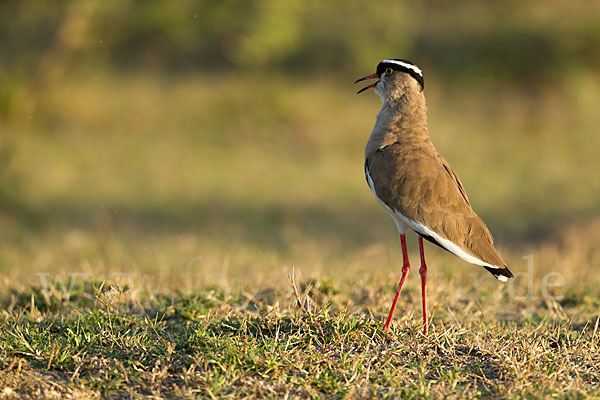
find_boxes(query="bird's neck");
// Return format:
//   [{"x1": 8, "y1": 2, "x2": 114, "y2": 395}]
[{"x1": 365, "y1": 94, "x2": 430, "y2": 158}]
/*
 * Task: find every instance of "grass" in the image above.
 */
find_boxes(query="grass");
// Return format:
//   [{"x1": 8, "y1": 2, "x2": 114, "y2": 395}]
[
  {"x1": 1, "y1": 69, "x2": 600, "y2": 398},
  {"x1": 1, "y1": 274, "x2": 599, "y2": 398}
]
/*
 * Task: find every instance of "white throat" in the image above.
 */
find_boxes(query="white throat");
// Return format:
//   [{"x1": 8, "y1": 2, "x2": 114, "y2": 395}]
[{"x1": 374, "y1": 81, "x2": 385, "y2": 103}]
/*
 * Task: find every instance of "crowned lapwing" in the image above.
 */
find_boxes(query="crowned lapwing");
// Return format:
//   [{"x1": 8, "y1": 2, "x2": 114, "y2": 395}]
[{"x1": 355, "y1": 59, "x2": 513, "y2": 335}]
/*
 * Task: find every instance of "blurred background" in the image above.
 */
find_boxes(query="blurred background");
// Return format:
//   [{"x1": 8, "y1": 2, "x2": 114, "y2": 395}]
[{"x1": 1, "y1": 0, "x2": 600, "y2": 292}]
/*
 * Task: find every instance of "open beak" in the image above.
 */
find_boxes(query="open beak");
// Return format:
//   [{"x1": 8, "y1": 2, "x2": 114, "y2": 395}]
[{"x1": 354, "y1": 73, "x2": 379, "y2": 94}]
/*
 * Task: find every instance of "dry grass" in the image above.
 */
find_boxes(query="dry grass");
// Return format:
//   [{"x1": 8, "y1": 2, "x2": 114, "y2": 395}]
[{"x1": 1, "y1": 251, "x2": 599, "y2": 399}]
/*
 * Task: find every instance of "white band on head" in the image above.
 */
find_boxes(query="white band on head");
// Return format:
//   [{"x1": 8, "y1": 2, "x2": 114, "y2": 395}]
[{"x1": 382, "y1": 59, "x2": 422, "y2": 77}]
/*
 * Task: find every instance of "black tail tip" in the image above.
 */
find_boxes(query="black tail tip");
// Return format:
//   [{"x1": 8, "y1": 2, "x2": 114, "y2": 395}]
[{"x1": 485, "y1": 265, "x2": 514, "y2": 282}]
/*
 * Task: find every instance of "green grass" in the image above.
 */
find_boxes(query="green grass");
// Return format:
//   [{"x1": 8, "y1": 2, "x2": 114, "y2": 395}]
[{"x1": 1, "y1": 69, "x2": 600, "y2": 398}]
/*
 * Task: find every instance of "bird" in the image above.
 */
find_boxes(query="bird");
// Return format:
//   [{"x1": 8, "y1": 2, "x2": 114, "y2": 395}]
[{"x1": 355, "y1": 59, "x2": 513, "y2": 335}]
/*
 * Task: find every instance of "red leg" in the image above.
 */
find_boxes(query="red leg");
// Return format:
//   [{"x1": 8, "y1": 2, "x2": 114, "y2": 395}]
[
  {"x1": 383, "y1": 233, "x2": 410, "y2": 332},
  {"x1": 418, "y1": 236, "x2": 428, "y2": 336}
]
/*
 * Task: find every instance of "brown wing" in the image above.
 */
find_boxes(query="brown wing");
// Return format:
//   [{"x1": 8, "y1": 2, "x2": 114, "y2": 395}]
[
  {"x1": 442, "y1": 161, "x2": 470, "y2": 206},
  {"x1": 366, "y1": 142, "x2": 509, "y2": 272}
]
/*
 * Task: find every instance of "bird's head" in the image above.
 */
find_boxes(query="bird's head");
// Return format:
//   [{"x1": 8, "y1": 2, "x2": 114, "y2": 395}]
[{"x1": 355, "y1": 59, "x2": 424, "y2": 102}]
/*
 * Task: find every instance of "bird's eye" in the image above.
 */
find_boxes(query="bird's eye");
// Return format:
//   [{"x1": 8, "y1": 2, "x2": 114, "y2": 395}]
[{"x1": 385, "y1": 67, "x2": 394, "y2": 75}]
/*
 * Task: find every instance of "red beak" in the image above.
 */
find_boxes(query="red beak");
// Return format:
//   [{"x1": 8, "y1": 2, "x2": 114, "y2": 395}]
[{"x1": 354, "y1": 73, "x2": 379, "y2": 94}]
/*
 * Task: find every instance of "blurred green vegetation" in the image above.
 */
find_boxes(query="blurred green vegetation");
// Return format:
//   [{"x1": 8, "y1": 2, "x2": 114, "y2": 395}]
[
  {"x1": 3, "y1": 1, "x2": 600, "y2": 89},
  {"x1": 1, "y1": 1, "x2": 600, "y2": 286},
  {"x1": 4, "y1": 0, "x2": 600, "y2": 121}
]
